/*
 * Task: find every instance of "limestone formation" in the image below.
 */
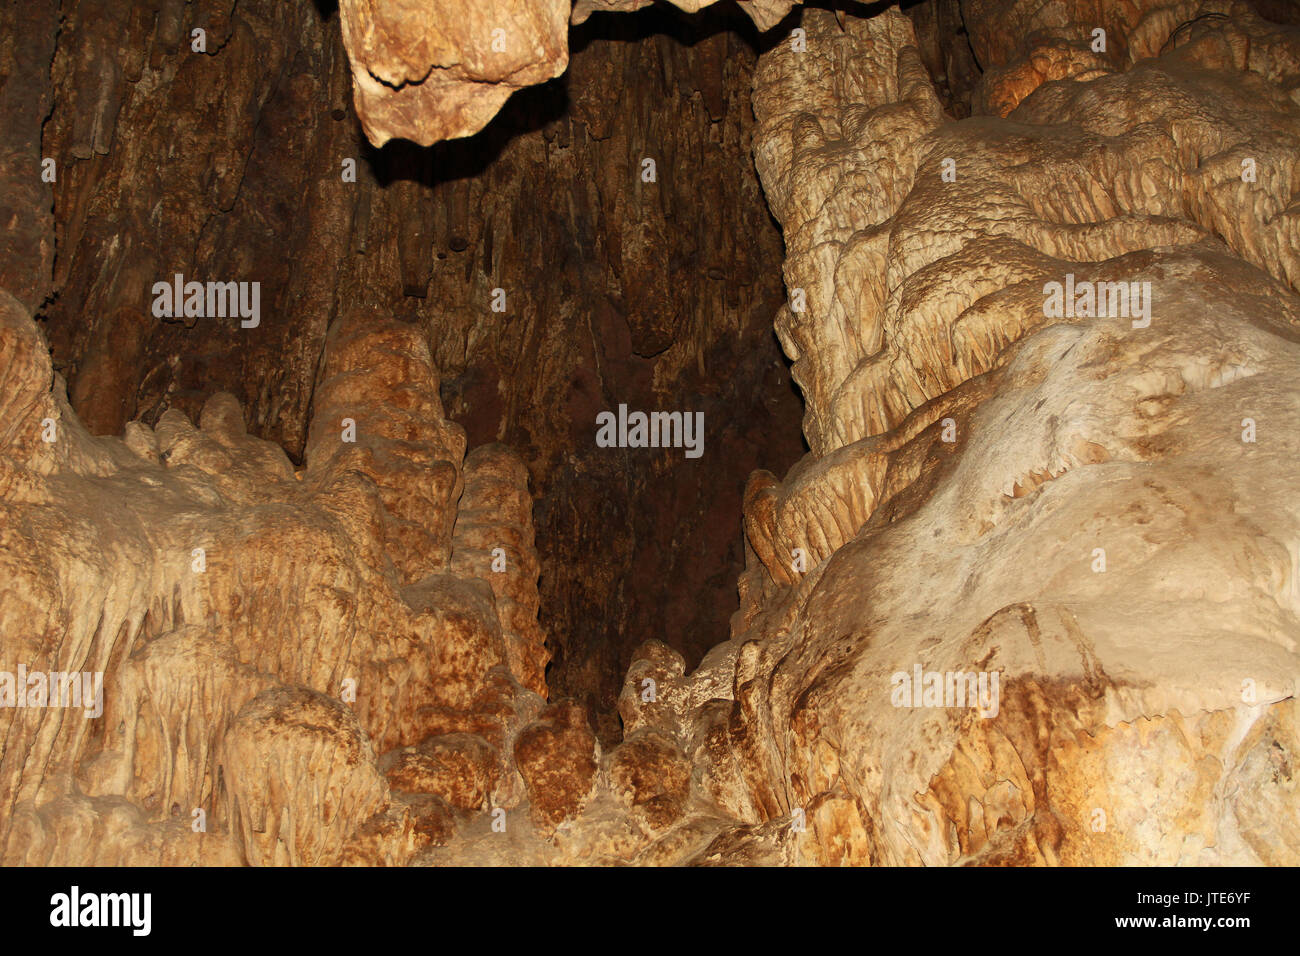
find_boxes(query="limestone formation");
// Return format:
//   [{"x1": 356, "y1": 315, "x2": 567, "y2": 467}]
[
  {"x1": 2, "y1": 0, "x2": 1299, "y2": 869},
  {"x1": 0, "y1": 292, "x2": 548, "y2": 865},
  {"x1": 339, "y1": 0, "x2": 571, "y2": 147},
  {"x1": 729, "y1": 2, "x2": 1300, "y2": 865},
  {"x1": 337, "y1": 0, "x2": 802, "y2": 146},
  {"x1": 24, "y1": 0, "x2": 803, "y2": 734}
]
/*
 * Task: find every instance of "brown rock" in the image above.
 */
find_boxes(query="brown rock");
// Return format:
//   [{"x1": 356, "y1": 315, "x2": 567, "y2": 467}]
[
  {"x1": 609, "y1": 730, "x2": 692, "y2": 831},
  {"x1": 513, "y1": 700, "x2": 600, "y2": 832},
  {"x1": 381, "y1": 733, "x2": 500, "y2": 811}
]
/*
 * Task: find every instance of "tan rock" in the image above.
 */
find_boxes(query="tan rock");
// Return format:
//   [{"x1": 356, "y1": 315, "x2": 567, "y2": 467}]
[
  {"x1": 6, "y1": 0, "x2": 1300, "y2": 870},
  {"x1": 341, "y1": 0, "x2": 800, "y2": 147},
  {"x1": 0, "y1": 299, "x2": 549, "y2": 865},
  {"x1": 720, "y1": 3, "x2": 1300, "y2": 866},
  {"x1": 451, "y1": 444, "x2": 549, "y2": 697},
  {"x1": 220, "y1": 686, "x2": 389, "y2": 867},
  {"x1": 381, "y1": 732, "x2": 500, "y2": 811},
  {"x1": 339, "y1": 0, "x2": 571, "y2": 146}
]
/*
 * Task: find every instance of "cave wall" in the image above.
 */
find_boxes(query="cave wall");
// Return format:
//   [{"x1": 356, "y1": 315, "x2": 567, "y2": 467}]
[
  {"x1": 399, "y1": 11, "x2": 808, "y2": 737},
  {"x1": 729, "y1": 0, "x2": 1300, "y2": 864},
  {"x1": 337, "y1": 0, "x2": 1300, "y2": 865},
  {"x1": 1, "y1": 292, "x2": 553, "y2": 864},
  {"x1": 21, "y1": 0, "x2": 806, "y2": 742},
  {"x1": 3, "y1": 0, "x2": 1300, "y2": 867}
]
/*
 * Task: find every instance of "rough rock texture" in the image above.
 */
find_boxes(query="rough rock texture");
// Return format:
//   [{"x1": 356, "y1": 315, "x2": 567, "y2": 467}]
[
  {"x1": 0, "y1": 2, "x2": 59, "y2": 313},
  {"x1": 337, "y1": 0, "x2": 801, "y2": 146},
  {"x1": 39, "y1": 0, "x2": 356, "y2": 446},
  {"x1": 452, "y1": 445, "x2": 550, "y2": 698},
  {"x1": 339, "y1": 0, "x2": 571, "y2": 147},
  {"x1": 514, "y1": 699, "x2": 600, "y2": 832},
  {"x1": 571, "y1": 0, "x2": 796, "y2": 33},
  {"x1": 0, "y1": 295, "x2": 546, "y2": 865},
  {"x1": 722, "y1": 2, "x2": 1300, "y2": 865},
  {"x1": 431, "y1": 0, "x2": 1300, "y2": 866},
  {"x1": 26, "y1": 0, "x2": 805, "y2": 740},
  {"x1": 4, "y1": 0, "x2": 1300, "y2": 868}
]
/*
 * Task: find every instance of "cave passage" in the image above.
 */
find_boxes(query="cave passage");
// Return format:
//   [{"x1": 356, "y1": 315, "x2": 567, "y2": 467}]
[{"x1": 31, "y1": 1, "x2": 808, "y2": 743}]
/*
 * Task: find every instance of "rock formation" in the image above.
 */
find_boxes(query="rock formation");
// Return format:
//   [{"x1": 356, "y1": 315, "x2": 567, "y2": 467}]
[
  {"x1": 1, "y1": 293, "x2": 548, "y2": 864},
  {"x1": 2, "y1": 0, "x2": 1298, "y2": 866},
  {"x1": 733, "y1": 3, "x2": 1300, "y2": 864},
  {"x1": 21, "y1": 0, "x2": 805, "y2": 740}
]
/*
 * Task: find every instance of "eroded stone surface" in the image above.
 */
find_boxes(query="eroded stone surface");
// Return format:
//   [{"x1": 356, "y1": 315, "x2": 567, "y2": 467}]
[
  {"x1": 0, "y1": 297, "x2": 548, "y2": 865},
  {"x1": 4, "y1": 0, "x2": 1300, "y2": 868},
  {"x1": 338, "y1": 0, "x2": 800, "y2": 147},
  {"x1": 726, "y1": 3, "x2": 1300, "y2": 865},
  {"x1": 339, "y1": 0, "x2": 571, "y2": 147},
  {"x1": 26, "y1": 1, "x2": 804, "y2": 739},
  {"x1": 431, "y1": 0, "x2": 1300, "y2": 867}
]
